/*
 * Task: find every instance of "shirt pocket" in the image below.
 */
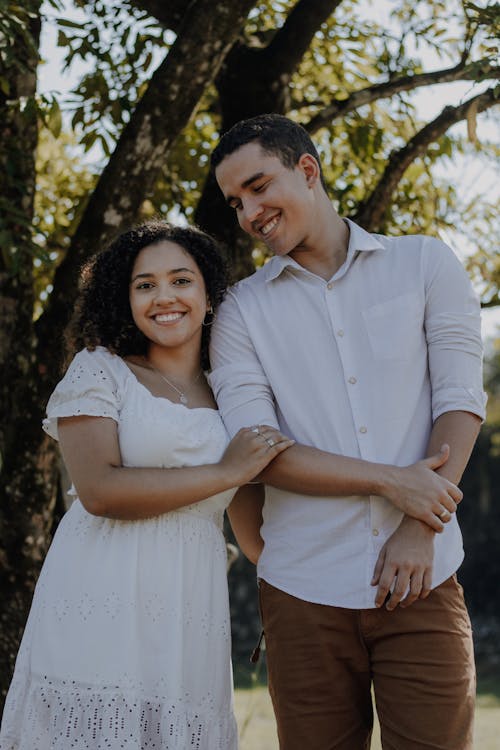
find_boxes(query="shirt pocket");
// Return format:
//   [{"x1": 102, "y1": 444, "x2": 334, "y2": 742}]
[{"x1": 362, "y1": 291, "x2": 423, "y2": 361}]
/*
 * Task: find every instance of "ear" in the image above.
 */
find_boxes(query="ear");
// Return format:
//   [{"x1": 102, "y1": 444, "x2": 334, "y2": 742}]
[{"x1": 297, "y1": 153, "x2": 320, "y2": 188}]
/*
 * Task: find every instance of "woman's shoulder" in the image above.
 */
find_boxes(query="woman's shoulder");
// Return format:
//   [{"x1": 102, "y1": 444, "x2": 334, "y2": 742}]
[
  {"x1": 64, "y1": 346, "x2": 129, "y2": 384},
  {"x1": 43, "y1": 347, "x2": 128, "y2": 441},
  {"x1": 69, "y1": 345, "x2": 122, "y2": 367}
]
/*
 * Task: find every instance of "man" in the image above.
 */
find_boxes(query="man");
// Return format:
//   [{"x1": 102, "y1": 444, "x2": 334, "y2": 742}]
[{"x1": 208, "y1": 114, "x2": 485, "y2": 749}]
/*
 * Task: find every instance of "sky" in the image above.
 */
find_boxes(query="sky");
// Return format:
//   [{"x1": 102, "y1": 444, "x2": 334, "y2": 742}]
[{"x1": 37, "y1": 1, "x2": 500, "y2": 341}]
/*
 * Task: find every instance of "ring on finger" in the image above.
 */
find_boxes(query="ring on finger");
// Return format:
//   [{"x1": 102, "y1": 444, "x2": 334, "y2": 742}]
[
  {"x1": 265, "y1": 437, "x2": 276, "y2": 447},
  {"x1": 251, "y1": 426, "x2": 261, "y2": 435},
  {"x1": 439, "y1": 510, "x2": 449, "y2": 521}
]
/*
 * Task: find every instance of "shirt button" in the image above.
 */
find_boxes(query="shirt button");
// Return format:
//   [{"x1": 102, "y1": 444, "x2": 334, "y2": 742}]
[
  {"x1": 348, "y1": 376, "x2": 357, "y2": 384},
  {"x1": 327, "y1": 282, "x2": 334, "y2": 290},
  {"x1": 359, "y1": 426, "x2": 367, "y2": 434},
  {"x1": 372, "y1": 529, "x2": 379, "y2": 536},
  {"x1": 337, "y1": 329, "x2": 344, "y2": 337}
]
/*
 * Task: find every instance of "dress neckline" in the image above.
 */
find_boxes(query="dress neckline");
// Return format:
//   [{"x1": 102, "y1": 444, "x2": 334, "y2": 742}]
[{"x1": 118, "y1": 356, "x2": 219, "y2": 413}]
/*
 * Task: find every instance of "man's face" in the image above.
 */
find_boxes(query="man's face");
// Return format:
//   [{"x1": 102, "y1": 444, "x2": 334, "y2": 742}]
[{"x1": 215, "y1": 141, "x2": 317, "y2": 257}]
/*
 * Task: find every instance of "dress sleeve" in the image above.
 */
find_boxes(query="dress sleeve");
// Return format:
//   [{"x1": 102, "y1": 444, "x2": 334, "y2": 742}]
[{"x1": 43, "y1": 347, "x2": 123, "y2": 441}]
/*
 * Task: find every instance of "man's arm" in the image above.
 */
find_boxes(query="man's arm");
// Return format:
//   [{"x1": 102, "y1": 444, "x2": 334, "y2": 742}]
[
  {"x1": 370, "y1": 236, "x2": 486, "y2": 610},
  {"x1": 258, "y1": 440, "x2": 462, "y2": 531},
  {"x1": 426, "y1": 410, "x2": 482, "y2": 484},
  {"x1": 210, "y1": 289, "x2": 462, "y2": 531},
  {"x1": 371, "y1": 410, "x2": 481, "y2": 610},
  {"x1": 370, "y1": 238, "x2": 486, "y2": 611}
]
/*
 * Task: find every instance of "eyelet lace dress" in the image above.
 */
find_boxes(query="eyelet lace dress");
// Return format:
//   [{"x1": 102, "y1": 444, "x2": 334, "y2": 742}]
[{"x1": 0, "y1": 347, "x2": 238, "y2": 750}]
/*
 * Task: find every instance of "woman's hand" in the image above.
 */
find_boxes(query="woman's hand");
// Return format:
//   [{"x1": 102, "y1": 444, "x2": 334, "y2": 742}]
[
  {"x1": 219, "y1": 425, "x2": 295, "y2": 486},
  {"x1": 382, "y1": 444, "x2": 463, "y2": 532},
  {"x1": 58, "y1": 417, "x2": 291, "y2": 520}
]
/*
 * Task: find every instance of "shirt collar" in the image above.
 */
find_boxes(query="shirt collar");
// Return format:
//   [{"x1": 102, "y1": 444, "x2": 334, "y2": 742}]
[{"x1": 263, "y1": 218, "x2": 385, "y2": 283}]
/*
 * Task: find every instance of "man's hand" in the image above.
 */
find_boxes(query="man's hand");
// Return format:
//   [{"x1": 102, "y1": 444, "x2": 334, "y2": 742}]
[
  {"x1": 382, "y1": 444, "x2": 462, "y2": 532},
  {"x1": 371, "y1": 516, "x2": 435, "y2": 611}
]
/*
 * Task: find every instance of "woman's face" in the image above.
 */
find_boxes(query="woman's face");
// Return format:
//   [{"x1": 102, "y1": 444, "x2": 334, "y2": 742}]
[{"x1": 129, "y1": 240, "x2": 210, "y2": 356}]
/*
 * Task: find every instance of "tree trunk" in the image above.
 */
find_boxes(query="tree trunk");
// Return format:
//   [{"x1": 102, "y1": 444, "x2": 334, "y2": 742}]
[
  {"x1": 194, "y1": 42, "x2": 292, "y2": 275},
  {"x1": 0, "y1": 1, "x2": 62, "y2": 710}
]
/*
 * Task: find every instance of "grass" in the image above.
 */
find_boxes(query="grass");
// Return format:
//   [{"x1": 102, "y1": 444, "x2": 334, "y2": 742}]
[{"x1": 234, "y1": 667, "x2": 500, "y2": 750}]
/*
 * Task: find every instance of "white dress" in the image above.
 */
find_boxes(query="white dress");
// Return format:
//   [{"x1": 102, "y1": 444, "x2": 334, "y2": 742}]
[{"x1": 0, "y1": 347, "x2": 238, "y2": 750}]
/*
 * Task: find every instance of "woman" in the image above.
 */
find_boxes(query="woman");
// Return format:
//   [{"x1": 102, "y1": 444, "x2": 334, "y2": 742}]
[{"x1": 0, "y1": 221, "x2": 293, "y2": 750}]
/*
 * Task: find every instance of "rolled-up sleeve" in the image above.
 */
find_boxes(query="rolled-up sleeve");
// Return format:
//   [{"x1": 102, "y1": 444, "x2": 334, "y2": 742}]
[
  {"x1": 423, "y1": 238, "x2": 487, "y2": 422},
  {"x1": 208, "y1": 288, "x2": 280, "y2": 436}
]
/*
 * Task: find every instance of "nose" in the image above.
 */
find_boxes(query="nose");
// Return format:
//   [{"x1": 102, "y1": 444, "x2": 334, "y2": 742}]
[
  {"x1": 241, "y1": 196, "x2": 264, "y2": 226},
  {"x1": 153, "y1": 283, "x2": 176, "y2": 305}
]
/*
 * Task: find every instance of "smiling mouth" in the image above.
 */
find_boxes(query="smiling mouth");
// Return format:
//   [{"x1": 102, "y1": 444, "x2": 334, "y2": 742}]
[
  {"x1": 259, "y1": 214, "x2": 280, "y2": 237},
  {"x1": 153, "y1": 312, "x2": 184, "y2": 323}
]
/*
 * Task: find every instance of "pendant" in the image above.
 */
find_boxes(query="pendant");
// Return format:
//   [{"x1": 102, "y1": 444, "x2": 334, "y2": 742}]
[{"x1": 179, "y1": 394, "x2": 188, "y2": 404}]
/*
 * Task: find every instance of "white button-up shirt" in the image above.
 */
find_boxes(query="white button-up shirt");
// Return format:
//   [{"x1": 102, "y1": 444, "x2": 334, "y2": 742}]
[{"x1": 209, "y1": 220, "x2": 486, "y2": 608}]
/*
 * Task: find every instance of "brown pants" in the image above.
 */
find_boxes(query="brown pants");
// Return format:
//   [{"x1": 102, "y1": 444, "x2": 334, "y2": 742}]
[{"x1": 259, "y1": 576, "x2": 475, "y2": 750}]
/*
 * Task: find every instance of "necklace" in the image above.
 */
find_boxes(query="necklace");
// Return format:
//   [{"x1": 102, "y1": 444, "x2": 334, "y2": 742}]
[{"x1": 150, "y1": 364, "x2": 203, "y2": 405}]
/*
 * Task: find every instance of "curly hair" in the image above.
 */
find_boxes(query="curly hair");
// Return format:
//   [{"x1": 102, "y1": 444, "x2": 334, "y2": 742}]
[
  {"x1": 211, "y1": 113, "x2": 328, "y2": 192},
  {"x1": 66, "y1": 220, "x2": 229, "y2": 370}
]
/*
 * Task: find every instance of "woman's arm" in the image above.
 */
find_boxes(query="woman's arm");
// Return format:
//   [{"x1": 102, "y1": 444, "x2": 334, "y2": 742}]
[
  {"x1": 227, "y1": 483, "x2": 265, "y2": 565},
  {"x1": 58, "y1": 416, "x2": 294, "y2": 520}
]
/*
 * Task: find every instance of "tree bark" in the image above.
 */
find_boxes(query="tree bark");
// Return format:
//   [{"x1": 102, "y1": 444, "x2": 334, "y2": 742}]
[
  {"x1": 0, "y1": 1, "x2": 62, "y2": 710},
  {"x1": 129, "y1": 0, "x2": 186, "y2": 31}
]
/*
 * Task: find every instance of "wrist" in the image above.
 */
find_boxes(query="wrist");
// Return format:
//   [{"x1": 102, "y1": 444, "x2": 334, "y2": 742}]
[
  {"x1": 215, "y1": 460, "x2": 241, "y2": 489},
  {"x1": 400, "y1": 515, "x2": 436, "y2": 536},
  {"x1": 375, "y1": 464, "x2": 400, "y2": 500}
]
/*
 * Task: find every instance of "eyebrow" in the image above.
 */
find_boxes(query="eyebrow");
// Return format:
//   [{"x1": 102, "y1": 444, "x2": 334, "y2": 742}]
[
  {"x1": 225, "y1": 171, "x2": 265, "y2": 205},
  {"x1": 130, "y1": 268, "x2": 196, "y2": 282}
]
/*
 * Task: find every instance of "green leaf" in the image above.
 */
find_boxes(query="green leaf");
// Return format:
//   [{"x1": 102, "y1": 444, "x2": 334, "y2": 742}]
[
  {"x1": 81, "y1": 131, "x2": 98, "y2": 151},
  {"x1": 47, "y1": 99, "x2": 62, "y2": 138},
  {"x1": 57, "y1": 18, "x2": 86, "y2": 30}
]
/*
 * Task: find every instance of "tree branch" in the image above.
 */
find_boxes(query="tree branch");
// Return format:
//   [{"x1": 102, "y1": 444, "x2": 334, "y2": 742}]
[
  {"x1": 352, "y1": 88, "x2": 499, "y2": 231},
  {"x1": 128, "y1": 0, "x2": 187, "y2": 31},
  {"x1": 36, "y1": 0, "x2": 255, "y2": 363},
  {"x1": 263, "y1": 0, "x2": 342, "y2": 78},
  {"x1": 481, "y1": 298, "x2": 500, "y2": 310},
  {"x1": 213, "y1": 0, "x2": 342, "y2": 122},
  {"x1": 305, "y1": 58, "x2": 499, "y2": 134}
]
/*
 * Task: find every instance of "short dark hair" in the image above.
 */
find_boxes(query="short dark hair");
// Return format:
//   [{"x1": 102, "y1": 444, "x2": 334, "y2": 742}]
[
  {"x1": 211, "y1": 113, "x2": 328, "y2": 191},
  {"x1": 66, "y1": 220, "x2": 228, "y2": 370}
]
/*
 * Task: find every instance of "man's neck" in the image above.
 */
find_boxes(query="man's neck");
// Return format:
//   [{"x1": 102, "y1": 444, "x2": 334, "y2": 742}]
[{"x1": 289, "y1": 206, "x2": 350, "y2": 281}]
